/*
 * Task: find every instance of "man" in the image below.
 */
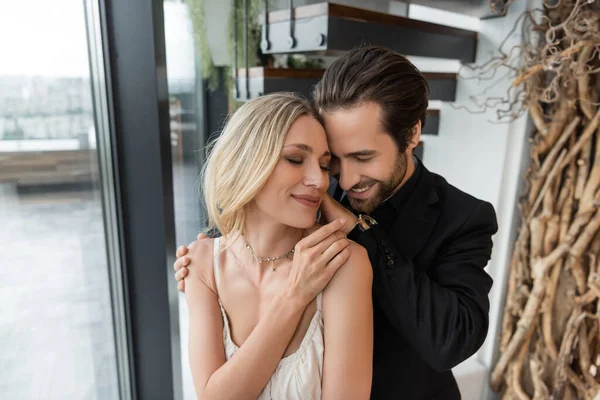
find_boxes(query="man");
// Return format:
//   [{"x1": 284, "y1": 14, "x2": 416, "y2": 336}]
[{"x1": 174, "y1": 46, "x2": 497, "y2": 399}]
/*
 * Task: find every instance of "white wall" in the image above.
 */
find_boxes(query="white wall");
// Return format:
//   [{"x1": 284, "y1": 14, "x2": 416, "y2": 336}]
[{"x1": 407, "y1": 1, "x2": 535, "y2": 399}]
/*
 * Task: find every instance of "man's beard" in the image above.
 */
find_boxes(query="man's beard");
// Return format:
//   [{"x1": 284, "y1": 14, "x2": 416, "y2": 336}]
[{"x1": 348, "y1": 152, "x2": 408, "y2": 214}]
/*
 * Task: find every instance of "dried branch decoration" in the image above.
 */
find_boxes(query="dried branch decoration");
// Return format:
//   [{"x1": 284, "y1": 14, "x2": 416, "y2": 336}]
[{"x1": 476, "y1": 0, "x2": 600, "y2": 398}]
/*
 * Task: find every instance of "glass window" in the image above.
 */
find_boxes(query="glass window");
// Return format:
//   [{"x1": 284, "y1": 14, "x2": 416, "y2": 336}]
[
  {"x1": 163, "y1": 1, "x2": 209, "y2": 399},
  {"x1": 0, "y1": 1, "x2": 123, "y2": 399}
]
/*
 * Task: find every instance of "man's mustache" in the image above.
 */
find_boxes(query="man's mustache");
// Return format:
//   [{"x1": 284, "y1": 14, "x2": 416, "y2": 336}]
[{"x1": 330, "y1": 173, "x2": 378, "y2": 191}]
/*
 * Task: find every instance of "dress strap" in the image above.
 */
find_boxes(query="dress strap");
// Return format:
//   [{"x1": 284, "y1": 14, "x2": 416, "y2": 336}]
[
  {"x1": 213, "y1": 237, "x2": 221, "y2": 291},
  {"x1": 212, "y1": 238, "x2": 231, "y2": 336},
  {"x1": 316, "y1": 292, "x2": 323, "y2": 312}
]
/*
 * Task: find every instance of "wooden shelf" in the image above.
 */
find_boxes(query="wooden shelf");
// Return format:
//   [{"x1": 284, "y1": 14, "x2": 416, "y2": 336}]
[
  {"x1": 424, "y1": 109, "x2": 440, "y2": 136},
  {"x1": 260, "y1": 2, "x2": 478, "y2": 62},
  {"x1": 415, "y1": 141, "x2": 424, "y2": 159},
  {"x1": 235, "y1": 67, "x2": 322, "y2": 101},
  {"x1": 236, "y1": 67, "x2": 325, "y2": 79},
  {"x1": 235, "y1": 68, "x2": 457, "y2": 102},
  {"x1": 235, "y1": 67, "x2": 443, "y2": 135},
  {"x1": 407, "y1": 0, "x2": 509, "y2": 19},
  {"x1": 265, "y1": 3, "x2": 476, "y2": 39}
]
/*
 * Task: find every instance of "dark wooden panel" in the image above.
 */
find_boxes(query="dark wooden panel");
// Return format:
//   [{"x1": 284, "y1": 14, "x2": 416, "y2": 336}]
[
  {"x1": 261, "y1": 2, "x2": 478, "y2": 62},
  {"x1": 264, "y1": 1, "x2": 509, "y2": 21},
  {"x1": 266, "y1": 3, "x2": 477, "y2": 39},
  {"x1": 425, "y1": 73, "x2": 457, "y2": 102},
  {"x1": 234, "y1": 69, "x2": 442, "y2": 135},
  {"x1": 237, "y1": 67, "x2": 325, "y2": 79},
  {"x1": 424, "y1": 109, "x2": 440, "y2": 136},
  {"x1": 326, "y1": 16, "x2": 476, "y2": 62},
  {"x1": 415, "y1": 141, "x2": 424, "y2": 159},
  {"x1": 235, "y1": 68, "x2": 457, "y2": 102}
]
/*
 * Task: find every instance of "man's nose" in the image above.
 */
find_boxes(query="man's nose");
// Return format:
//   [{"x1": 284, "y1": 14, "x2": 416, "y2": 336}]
[{"x1": 338, "y1": 162, "x2": 360, "y2": 191}]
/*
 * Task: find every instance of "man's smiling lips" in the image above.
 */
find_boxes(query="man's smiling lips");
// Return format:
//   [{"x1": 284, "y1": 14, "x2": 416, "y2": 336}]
[{"x1": 348, "y1": 183, "x2": 376, "y2": 199}]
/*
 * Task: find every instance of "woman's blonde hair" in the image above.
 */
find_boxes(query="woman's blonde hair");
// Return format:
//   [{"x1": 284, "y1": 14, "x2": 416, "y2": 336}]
[{"x1": 202, "y1": 92, "x2": 322, "y2": 242}]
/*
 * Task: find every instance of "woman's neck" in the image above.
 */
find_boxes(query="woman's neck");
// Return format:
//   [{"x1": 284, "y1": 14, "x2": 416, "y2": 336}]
[{"x1": 242, "y1": 206, "x2": 304, "y2": 262}]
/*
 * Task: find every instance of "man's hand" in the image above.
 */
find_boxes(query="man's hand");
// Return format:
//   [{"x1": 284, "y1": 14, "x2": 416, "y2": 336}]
[
  {"x1": 284, "y1": 219, "x2": 352, "y2": 305},
  {"x1": 173, "y1": 232, "x2": 208, "y2": 293},
  {"x1": 320, "y1": 193, "x2": 358, "y2": 234}
]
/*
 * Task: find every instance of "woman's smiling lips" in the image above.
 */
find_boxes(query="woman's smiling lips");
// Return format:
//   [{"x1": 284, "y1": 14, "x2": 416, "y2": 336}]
[{"x1": 291, "y1": 194, "x2": 322, "y2": 208}]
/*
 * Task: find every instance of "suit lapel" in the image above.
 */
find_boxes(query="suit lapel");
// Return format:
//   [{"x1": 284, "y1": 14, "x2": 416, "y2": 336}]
[{"x1": 390, "y1": 165, "x2": 441, "y2": 261}]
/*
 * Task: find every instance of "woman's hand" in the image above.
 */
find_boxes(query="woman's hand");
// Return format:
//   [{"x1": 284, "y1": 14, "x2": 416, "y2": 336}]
[{"x1": 284, "y1": 219, "x2": 352, "y2": 305}]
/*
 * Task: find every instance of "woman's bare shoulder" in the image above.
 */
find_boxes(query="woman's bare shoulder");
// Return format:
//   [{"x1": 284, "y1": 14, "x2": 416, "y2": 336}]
[
  {"x1": 324, "y1": 241, "x2": 372, "y2": 296},
  {"x1": 186, "y1": 237, "x2": 218, "y2": 293},
  {"x1": 343, "y1": 242, "x2": 371, "y2": 277}
]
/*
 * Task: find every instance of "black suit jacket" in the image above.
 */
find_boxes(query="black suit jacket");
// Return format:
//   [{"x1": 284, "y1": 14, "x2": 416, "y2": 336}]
[{"x1": 345, "y1": 161, "x2": 498, "y2": 399}]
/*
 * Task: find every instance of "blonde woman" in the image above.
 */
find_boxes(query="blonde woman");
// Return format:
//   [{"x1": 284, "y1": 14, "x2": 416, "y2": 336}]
[{"x1": 185, "y1": 93, "x2": 373, "y2": 400}]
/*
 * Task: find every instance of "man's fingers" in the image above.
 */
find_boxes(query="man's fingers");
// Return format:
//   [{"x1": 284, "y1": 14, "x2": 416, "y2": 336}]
[
  {"x1": 299, "y1": 218, "x2": 346, "y2": 248},
  {"x1": 174, "y1": 267, "x2": 188, "y2": 282},
  {"x1": 197, "y1": 233, "x2": 208, "y2": 241},
  {"x1": 176, "y1": 245, "x2": 188, "y2": 258},
  {"x1": 177, "y1": 280, "x2": 185, "y2": 293},
  {"x1": 173, "y1": 256, "x2": 190, "y2": 272},
  {"x1": 319, "y1": 238, "x2": 351, "y2": 265}
]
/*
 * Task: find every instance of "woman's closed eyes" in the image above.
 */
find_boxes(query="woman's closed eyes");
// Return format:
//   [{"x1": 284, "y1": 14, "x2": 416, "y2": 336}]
[{"x1": 285, "y1": 157, "x2": 331, "y2": 172}]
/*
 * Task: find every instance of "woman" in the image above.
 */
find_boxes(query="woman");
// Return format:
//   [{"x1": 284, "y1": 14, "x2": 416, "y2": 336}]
[{"x1": 185, "y1": 93, "x2": 373, "y2": 400}]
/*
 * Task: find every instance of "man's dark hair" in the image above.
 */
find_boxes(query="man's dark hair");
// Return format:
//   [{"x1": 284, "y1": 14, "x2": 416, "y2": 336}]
[{"x1": 313, "y1": 46, "x2": 429, "y2": 152}]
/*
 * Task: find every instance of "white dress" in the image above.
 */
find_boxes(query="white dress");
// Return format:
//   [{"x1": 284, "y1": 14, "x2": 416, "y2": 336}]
[{"x1": 212, "y1": 238, "x2": 325, "y2": 400}]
